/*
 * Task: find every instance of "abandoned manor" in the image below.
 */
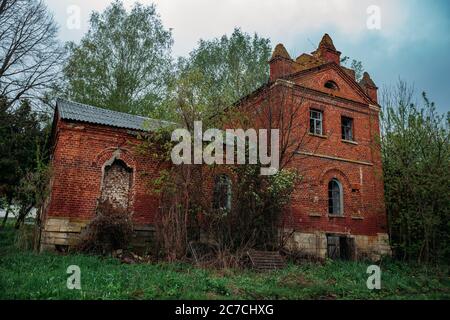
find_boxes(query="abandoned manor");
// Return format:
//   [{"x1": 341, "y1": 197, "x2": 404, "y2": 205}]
[{"x1": 40, "y1": 34, "x2": 392, "y2": 260}]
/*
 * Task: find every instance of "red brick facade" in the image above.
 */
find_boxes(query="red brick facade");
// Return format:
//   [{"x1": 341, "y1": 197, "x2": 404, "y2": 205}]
[
  {"x1": 41, "y1": 34, "x2": 390, "y2": 258},
  {"x1": 236, "y1": 34, "x2": 390, "y2": 258},
  {"x1": 42, "y1": 120, "x2": 161, "y2": 227}
]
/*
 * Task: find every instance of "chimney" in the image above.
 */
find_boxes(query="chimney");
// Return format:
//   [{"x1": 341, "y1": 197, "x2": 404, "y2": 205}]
[
  {"x1": 312, "y1": 34, "x2": 341, "y2": 65},
  {"x1": 269, "y1": 43, "x2": 294, "y2": 81},
  {"x1": 359, "y1": 72, "x2": 378, "y2": 103}
]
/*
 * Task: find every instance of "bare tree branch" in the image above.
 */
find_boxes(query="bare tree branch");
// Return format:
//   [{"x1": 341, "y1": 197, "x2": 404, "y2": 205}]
[{"x1": 0, "y1": 0, "x2": 65, "y2": 109}]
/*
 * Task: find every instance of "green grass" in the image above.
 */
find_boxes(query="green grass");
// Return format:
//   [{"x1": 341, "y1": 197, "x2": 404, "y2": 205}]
[{"x1": 0, "y1": 227, "x2": 449, "y2": 300}]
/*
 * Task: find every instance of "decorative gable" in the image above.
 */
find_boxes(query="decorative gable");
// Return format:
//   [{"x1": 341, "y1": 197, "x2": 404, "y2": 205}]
[
  {"x1": 268, "y1": 34, "x2": 378, "y2": 104},
  {"x1": 288, "y1": 64, "x2": 372, "y2": 104}
]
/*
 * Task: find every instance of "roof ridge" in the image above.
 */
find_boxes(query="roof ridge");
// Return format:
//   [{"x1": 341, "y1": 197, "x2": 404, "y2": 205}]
[
  {"x1": 56, "y1": 98, "x2": 174, "y2": 131},
  {"x1": 57, "y1": 97, "x2": 149, "y2": 118}
]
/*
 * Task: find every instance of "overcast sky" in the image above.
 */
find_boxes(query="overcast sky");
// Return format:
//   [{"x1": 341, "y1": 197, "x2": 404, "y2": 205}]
[{"x1": 44, "y1": 0, "x2": 450, "y2": 113}]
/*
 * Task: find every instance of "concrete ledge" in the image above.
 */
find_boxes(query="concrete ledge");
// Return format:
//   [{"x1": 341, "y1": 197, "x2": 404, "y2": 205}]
[
  {"x1": 341, "y1": 139, "x2": 358, "y2": 145},
  {"x1": 327, "y1": 214, "x2": 345, "y2": 218},
  {"x1": 308, "y1": 213, "x2": 322, "y2": 217}
]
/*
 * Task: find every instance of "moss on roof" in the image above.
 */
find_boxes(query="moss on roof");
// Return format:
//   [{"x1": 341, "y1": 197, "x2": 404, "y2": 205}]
[
  {"x1": 359, "y1": 72, "x2": 377, "y2": 88},
  {"x1": 294, "y1": 53, "x2": 324, "y2": 71},
  {"x1": 271, "y1": 43, "x2": 291, "y2": 60},
  {"x1": 318, "y1": 33, "x2": 337, "y2": 51}
]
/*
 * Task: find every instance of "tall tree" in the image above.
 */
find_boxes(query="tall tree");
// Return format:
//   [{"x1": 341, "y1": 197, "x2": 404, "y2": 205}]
[
  {"x1": 169, "y1": 28, "x2": 271, "y2": 120},
  {"x1": 381, "y1": 80, "x2": 450, "y2": 263},
  {"x1": 0, "y1": 97, "x2": 50, "y2": 227},
  {"x1": 63, "y1": 1, "x2": 173, "y2": 115},
  {"x1": 0, "y1": 0, "x2": 64, "y2": 109}
]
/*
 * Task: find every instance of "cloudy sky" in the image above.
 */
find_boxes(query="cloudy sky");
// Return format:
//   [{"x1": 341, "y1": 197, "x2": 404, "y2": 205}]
[{"x1": 44, "y1": 0, "x2": 450, "y2": 112}]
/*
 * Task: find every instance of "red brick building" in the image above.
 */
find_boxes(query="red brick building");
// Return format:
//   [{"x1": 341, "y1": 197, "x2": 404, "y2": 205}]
[{"x1": 41, "y1": 34, "x2": 391, "y2": 259}]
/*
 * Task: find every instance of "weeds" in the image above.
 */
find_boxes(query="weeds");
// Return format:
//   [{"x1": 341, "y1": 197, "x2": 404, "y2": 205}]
[{"x1": 1, "y1": 227, "x2": 449, "y2": 299}]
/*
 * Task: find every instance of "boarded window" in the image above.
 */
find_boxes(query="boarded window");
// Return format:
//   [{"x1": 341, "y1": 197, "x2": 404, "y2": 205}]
[{"x1": 100, "y1": 159, "x2": 132, "y2": 210}]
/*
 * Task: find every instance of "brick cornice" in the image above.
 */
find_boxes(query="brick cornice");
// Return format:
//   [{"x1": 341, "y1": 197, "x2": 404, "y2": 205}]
[{"x1": 295, "y1": 151, "x2": 374, "y2": 166}]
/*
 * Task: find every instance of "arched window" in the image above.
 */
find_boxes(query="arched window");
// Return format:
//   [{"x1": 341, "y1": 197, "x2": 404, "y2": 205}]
[
  {"x1": 213, "y1": 174, "x2": 232, "y2": 211},
  {"x1": 328, "y1": 178, "x2": 343, "y2": 215},
  {"x1": 324, "y1": 80, "x2": 339, "y2": 90}
]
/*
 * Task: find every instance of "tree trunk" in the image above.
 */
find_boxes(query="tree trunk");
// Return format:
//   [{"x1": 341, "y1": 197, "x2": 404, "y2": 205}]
[
  {"x1": 1, "y1": 199, "x2": 12, "y2": 228},
  {"x1": 14, "y1": 204, "x2": 33, "y2": 229},
  {"x1": 33, "y1": 206, "x2": 43, "y2": 252}
]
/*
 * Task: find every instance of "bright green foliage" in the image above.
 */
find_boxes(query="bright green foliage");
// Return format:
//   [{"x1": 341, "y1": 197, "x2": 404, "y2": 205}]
[
  {"x1": 63, "y1": 1, "x2": 173, "y2": 115},
  {"x1": 341, "y1": 56, "x2": 365, "y2": 82},
  {"x1": 381, "y1": 81, "x2": 450, "y2": 263},
  {"x1": 166, "y1": 28, "x2": 271, "y2": 122},
  {"x1": 0, "y1": 98, "x2": 49, "y2": 208},
  {"x1": 0, "y1": 228, "x2": 448, "y2": 299}
]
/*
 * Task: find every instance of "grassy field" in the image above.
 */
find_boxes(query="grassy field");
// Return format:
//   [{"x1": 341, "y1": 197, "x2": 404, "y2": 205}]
[{"x1": 0, "y1": 226, "x2": 449, "y2": 300}]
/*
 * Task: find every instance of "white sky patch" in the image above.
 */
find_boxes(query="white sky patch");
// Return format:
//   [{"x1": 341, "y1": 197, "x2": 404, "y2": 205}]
[{"x1": 45, "y1": 0, "x2": 405, "y2": 56}]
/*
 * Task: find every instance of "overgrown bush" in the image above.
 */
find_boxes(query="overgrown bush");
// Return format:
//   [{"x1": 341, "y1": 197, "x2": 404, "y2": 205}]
[
  {"x1": 200, "y1": 165, "x2": 299, "y2": 253},
  {"x1": 381, "y1": 81, "x2": 450, "y2": 263},
  {"x1": 77, "y1": 201, "x2": 133, "y2": 254}
]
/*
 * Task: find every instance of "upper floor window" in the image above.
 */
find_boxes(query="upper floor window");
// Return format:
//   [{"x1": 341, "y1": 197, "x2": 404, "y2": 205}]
[
  {"x1": 324, "y1": 80, "x2": 339, "y2": 90},
  {"x1": 310, "y1": 109, "x2": 323, "y2": 135},
  {"x1": 328, "y1": 178, "x2": 343, "y2": 215},
  {"x1": 213, "y1": 174, "x2": 232, "y2": 211},
  {"x1": 341, "y1": 116, "x2": 354, "y2": 141}
]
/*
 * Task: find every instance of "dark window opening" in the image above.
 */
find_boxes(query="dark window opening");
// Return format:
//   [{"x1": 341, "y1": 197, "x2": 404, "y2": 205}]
[
  {"x1": 327, "y1": 235, "x2": 355, "y2": 260},
  {"x1": 324, "y1": 80, "x2": 339, "y2": 90},
  {"x1": 309, "y1": 109, "x2": 323, "y2": 135},
  {"x1": 213, "y1": 174, "x2": 232, "y2": 211},
  {"x1": 328, "y1": 178, "x2": 343, "y2": 215},
  {"x1": 341, "y1": 116, "x2": 354, "y2": 141},
  {"x1": 55, "y1": 244, "x2": 69, "y2": 253}
]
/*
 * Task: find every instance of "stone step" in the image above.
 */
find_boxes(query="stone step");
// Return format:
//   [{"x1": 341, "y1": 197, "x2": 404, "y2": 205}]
[{"x1": 247, "y1": 250, "x2": 286, "y2": 271}]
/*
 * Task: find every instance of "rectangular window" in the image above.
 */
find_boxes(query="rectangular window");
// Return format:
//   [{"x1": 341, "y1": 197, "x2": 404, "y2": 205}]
[
  {"x1": 310, "y1": 109, "x2": 323, "y2": 135},
  {"x1": 341, "y1": 116, "x2": 353, "y2": 141}
]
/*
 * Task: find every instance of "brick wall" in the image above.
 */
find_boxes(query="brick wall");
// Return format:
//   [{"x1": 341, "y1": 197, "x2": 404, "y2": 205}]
[
  {"x1": 237, "y1": 74, "x2": 387, "y2": 239},
  {"x1": 44, "y1": 120, "x2": 161, "y2": 226}
]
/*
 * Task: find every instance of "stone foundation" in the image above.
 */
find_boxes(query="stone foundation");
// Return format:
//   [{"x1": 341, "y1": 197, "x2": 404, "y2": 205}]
[
  {"x1": 40, "y1": 216, "x2": 155, "y2": 254},
  {"x1": 284, "y1": 230, "x2": 391, "y2": 261},
  {"x1": 41, "y1": 217, "x2": 391, "y2": 261}
]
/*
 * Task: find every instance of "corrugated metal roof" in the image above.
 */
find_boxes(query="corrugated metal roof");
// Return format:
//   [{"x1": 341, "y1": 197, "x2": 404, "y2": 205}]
[{"x1": 56, "y1": 98, "x2": 173, "y2": 131}]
